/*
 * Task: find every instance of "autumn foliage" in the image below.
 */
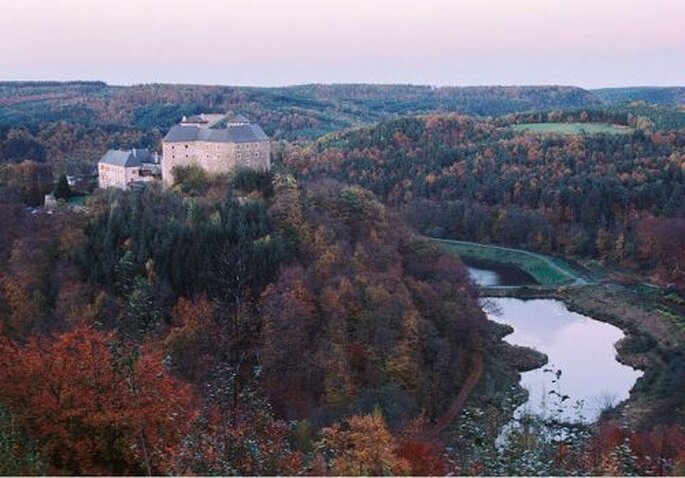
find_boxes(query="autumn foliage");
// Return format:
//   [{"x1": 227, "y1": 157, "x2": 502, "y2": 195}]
[{"x1": 0, "y1": 325, "x2": 197, "y2": 475}]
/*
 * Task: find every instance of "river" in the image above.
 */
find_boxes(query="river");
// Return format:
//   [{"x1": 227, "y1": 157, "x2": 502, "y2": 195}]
[{"x1": 466, "y1": 262, "x2": 642, "y2": 422}]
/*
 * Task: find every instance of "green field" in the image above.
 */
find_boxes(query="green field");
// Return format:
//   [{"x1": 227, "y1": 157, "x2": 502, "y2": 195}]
[
  {"x1": 433, "y1": 238, "x2": 582, "y2": 287},
  {"x1": 67, "y1": 195, "x2": 86, "y2": 206},
  {"x1": 511, "y1": 122, "x2": 633, "y2": 135}
]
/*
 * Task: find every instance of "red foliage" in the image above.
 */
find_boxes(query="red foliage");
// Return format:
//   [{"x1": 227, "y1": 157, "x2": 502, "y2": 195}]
[
  {"x1": 596, "y1": 421, "x2": 685, "y2": 475},
  {"x1": 0, "y1": 325, "x2": 198, "y2": 475},
  {"x1": 396, "y1": 438, "x2": 450, "y2": 475}
]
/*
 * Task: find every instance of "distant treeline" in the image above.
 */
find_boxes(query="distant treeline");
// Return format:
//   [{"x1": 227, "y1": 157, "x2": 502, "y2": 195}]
[{"x1": 593, "y1": 86, "x2": 685, "y2": 106}]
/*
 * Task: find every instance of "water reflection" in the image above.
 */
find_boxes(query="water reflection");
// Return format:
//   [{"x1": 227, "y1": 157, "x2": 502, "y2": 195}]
[
  {"x1": 485, "y1": 298, "x2": 642, "y2": 422},
  {"x1": 467, "y1": 266, "x2": 502, "y2": 287},
  {"x1": 463, "y1": 257, "x2": 537, "y2": 286}
]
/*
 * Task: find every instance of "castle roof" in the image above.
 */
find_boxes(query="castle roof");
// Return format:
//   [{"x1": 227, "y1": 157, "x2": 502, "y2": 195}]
[
  {"x1": 181, "y1": 113, "x2": 226, "y2": 127},
  {"x1": 99, "y1": 148, "x2": 154, "y2": 167},
  {"x1": 163, "y1": 123, "x2": 269, "y2": 144},
  {"x1": 227, "y1": 113, "x2": 250, "y2": 124}
]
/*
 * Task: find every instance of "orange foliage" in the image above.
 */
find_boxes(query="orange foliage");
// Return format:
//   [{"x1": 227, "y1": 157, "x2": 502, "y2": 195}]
[
  {"x1": 0, "y1": 325, "x2": 197, "y2": 475},
  {"x1": 317, "y1": 411, "x2": 411, "y2": 476}
]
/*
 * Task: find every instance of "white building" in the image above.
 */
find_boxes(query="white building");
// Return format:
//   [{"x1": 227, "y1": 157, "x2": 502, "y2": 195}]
[{"x1": 97, "y1": 149, "x2": 160, "y2": 190}]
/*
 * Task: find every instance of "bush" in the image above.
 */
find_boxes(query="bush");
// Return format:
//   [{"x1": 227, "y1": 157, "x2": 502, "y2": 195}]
[
  {"x1": 172, "y1": 164, "x2": 209, "y2": 195},
  {"x1": 53, "y1": 174, "x2": 71, "y2": 200},
  {"x1": 231, "y1": 168, "x2": 274, "y2": 198}
]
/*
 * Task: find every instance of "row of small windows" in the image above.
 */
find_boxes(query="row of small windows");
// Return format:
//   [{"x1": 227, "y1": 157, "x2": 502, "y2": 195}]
[
  {"x1": 170, "y1": 152, "x2": 262, "y2": 160},
  {"x1": 169, "y1": 143, "x2": 262, "y2": 150}
]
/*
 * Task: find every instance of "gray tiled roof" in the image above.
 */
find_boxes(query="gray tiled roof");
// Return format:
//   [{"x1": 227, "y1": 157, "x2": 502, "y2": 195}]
[
  {"x1": 227, "y1": 113, "x2": 250, "y2": 123},
  {"x1": 163, "y1": 123, "x2": 269, "y2": 143},
  {"x1": 99, "y1": 148, "x2": 153, "y2": 167},
  {"x1": 182, "y1": 115, "x2": 206, "y2": 124}
]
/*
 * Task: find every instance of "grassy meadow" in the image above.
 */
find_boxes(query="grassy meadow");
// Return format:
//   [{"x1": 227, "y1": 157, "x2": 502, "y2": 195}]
[
  {"x1": 433, "y1": 238, "x2": 581, "y2": 287},
  {"x1": 511, "y1": 122, "x2": 633, "y2": 135}
]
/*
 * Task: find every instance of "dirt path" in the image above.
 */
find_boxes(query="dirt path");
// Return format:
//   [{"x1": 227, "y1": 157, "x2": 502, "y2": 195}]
[{"x1": 429, "y1": 349, "x2": 483, "y2": 437}]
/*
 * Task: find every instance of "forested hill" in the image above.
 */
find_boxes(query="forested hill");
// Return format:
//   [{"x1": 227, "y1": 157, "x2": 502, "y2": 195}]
[
  {"x1": 285, "y1": 114, "x2": 685, "y2": 290},
  {"x1": 592, "y1": 86, "x2": 685, "y2": 106},
  {"x1": 0, "y1": 82, "x2": 601, "y2": 139},
  {"x1": 0, "y1": 170, "x2": 509, "y2": 474}
]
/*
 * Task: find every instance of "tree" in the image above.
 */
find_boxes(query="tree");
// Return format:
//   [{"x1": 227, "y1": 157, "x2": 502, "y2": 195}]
[
  {"x1": 53, "y1": 174, "x2": 71, "y2": 200},
  {"x1": 0, "y1": 325, "x2": 197, "y2": 475},
  {"x1": 164, "y1": 296, "x2": 218, "y2": 382},
  {"x1": 316, "y1": 410, "x2": 411, "y2": 476},
  {"x1": 0, "y1": 160, "x2": 53, "y2": 206},
  {"x1": 261, "y1": 266, "x2": 319, "y2": 417},
  {"x1": 174, "y1": 364, "x2": 302, "y2": 475},
  {"x1": 0, "y1": 405, "x2": 46, "y2": 475}
]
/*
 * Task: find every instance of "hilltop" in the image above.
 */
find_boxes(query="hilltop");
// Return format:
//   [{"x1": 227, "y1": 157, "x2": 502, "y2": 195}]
[{"x1": 0, "y1": 82, "x2": 603, "y2": 139}]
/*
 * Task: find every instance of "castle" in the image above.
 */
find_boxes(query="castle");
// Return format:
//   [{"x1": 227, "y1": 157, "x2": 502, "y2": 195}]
[
  {"x1": 161, "y1": 113, "x2": 271, "y2": 185},
  {"x1": 97, "y1": 148, "x2": 161, "y2": 190},
  {"x1": 97, "y1": 113, "x2": 270, "y2": 190}
]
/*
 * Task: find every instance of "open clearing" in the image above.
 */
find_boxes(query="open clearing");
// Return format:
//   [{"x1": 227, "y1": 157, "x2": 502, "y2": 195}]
[{"x1": 511, "y1": 122, "x2": 633, "y2": 135}]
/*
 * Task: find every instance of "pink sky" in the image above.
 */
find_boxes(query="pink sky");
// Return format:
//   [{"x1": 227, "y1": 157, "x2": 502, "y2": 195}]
[{"x1": 1, "y1": 0, "x2": 683, "y2": 87}]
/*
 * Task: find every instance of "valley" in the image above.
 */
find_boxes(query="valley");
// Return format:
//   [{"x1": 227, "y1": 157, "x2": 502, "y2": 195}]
[{"x1": 0, "y1": 81, "x2": 683, "y2": 474}]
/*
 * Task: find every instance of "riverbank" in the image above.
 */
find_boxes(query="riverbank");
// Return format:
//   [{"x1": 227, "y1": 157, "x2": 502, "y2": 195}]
[
  {"x1": 478, "y1": 284, "x2": 684, "y2": 427},
  {"x1": 562, "y1": 286, "x2": 685, "y2": 426},
  {"x1": 435, "y1": 238, "x2": 685, "y2": 428}
]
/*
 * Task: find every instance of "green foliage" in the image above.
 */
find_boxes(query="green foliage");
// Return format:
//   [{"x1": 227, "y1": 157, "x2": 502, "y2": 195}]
[
  {"x1": 171, "y1": 164, "x2": 210, "y2": 195},
  {"x1": 510, "y1": 122, "x2": 632, "y2": 135},
  {"x1": 82, "y1": 187, "x2": 287, "y2": 304},
  {"x1": 453, "y1": 370, "x2": 594, "y2": 476},
  {"x1": 0, "y1": 128, "x2": 46, "y2": 163},
  {"x1": 0, "y1": 405, "x2": 46, "y2": 475},
  {"x1": 231, "y1": 168, "x2": 274, "y2": 198},
  {"x1": 53, "y1": 173, "x2": 71, "y2": 200},
  {"x1": 133, "y1": 103, "x2": 205, "y2": 130},
  {"x1": 0, "y1": 82, "x2": 603, "y2": 140},
  {"x1": 593, "y1": 86, "x2": 685, "y2": 106}
]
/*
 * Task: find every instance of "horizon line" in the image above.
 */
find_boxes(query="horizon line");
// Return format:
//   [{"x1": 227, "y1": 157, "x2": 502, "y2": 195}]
[{"x1": 1, "y1": 78, "x2": 684, "y2": 90}]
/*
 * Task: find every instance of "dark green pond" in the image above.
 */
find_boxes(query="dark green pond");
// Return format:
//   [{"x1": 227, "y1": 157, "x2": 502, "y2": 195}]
[{"x1": 462, "y1": 256, "x2": 538, "y2": 287}]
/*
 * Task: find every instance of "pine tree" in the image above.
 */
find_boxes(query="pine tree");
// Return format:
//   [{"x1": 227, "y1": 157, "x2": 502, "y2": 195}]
[{"x1": 53, "y1": 174, "x2": 71, "y2": 200}]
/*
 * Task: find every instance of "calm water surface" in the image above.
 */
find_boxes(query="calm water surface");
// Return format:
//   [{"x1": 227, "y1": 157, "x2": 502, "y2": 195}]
[
  {"x1": 462, "y1": 257, "x2": 537, "y2": 287},
  {"x1": 467, "y1": 265, "x2": 642, "y2": 421}
]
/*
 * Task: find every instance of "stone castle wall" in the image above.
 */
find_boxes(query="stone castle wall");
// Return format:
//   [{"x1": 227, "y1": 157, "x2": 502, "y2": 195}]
[{"x1": 162, "y1": 140, "x2": 270, "y2": 185}]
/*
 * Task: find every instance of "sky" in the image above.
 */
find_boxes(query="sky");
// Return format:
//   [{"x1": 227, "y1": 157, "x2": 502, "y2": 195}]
[{"x1": 1, "y1": 0, "x2": 683, "y2": 88}]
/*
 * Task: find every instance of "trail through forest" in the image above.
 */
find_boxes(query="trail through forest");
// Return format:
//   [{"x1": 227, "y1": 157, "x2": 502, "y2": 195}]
[{"x1": 429, "y1": 349, "x2": 484, "y2": 437}]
